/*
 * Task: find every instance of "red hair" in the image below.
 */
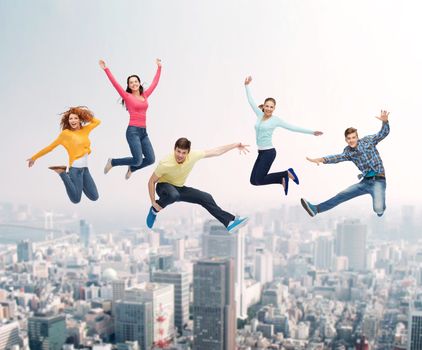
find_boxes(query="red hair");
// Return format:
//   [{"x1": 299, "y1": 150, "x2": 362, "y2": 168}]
[{"x1": 60, "y1": 106, "x2": 95, "y2": 130}]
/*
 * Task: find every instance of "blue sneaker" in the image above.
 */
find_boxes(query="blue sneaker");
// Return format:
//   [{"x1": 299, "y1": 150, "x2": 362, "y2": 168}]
[
  {"x1": 146, "y1": 207, "x2": 158, "y2": 228},
  {"x1": 300, "y1": 198, "x2": 317, "y2": 217},
  {"x1": 227, "y1": 217, "x2": 248, "y2": 233},
  {"x1": 288, "y1": 168, "x2": 299, "y2": 185}
]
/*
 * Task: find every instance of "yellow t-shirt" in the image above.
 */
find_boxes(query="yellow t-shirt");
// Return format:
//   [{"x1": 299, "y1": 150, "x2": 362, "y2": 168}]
[{"x1": 155, "y1": 150, "x2": 205, "y2": 187}]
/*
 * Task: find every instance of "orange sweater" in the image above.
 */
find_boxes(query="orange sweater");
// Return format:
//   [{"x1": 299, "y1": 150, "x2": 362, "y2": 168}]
[{"x1": 31, "y1": 118, "x2": 101, "y2": 166}]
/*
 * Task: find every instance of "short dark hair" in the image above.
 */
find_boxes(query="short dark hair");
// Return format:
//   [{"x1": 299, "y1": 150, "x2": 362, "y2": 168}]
[
  {"x1": 344, "y1": 127, "x2": 358, "y2": 137},
  {"x1": 174, "y1": 137, "x2": 191, "y2": 151}
]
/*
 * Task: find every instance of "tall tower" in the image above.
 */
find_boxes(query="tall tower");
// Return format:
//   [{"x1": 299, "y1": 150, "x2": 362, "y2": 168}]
[
  {"x1": 80, "y1": 220, "x2": 92, "y2": 248},
  {"x1": 254, "y1": 248, "x2": 273, "y2": 284},
  {"x1": 17, "y1": 240, "x2": 33, "y2": 262},
  {"x1": 193, "y1": 258, "x2": 236, "y2": 350},
  {"x1": 28, "y1": 313, "x2": 66, "y2": 350},
  {"x1": 408, "y1": 301, "x2": 422, "y2": 350},
  {"x1": 202, "y1": 220, "x2": 246, "y2": 319},
  {"x1": 336, "y1": 219, "x2": 366, "y2": 271},
  {"x1": 314, "y1": 236, "x2": 334, "y2": 270}
]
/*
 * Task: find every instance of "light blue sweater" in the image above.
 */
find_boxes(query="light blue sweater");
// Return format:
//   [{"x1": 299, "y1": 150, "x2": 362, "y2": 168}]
[{"x1": 245, "y1": 85, "x2": 314, "y2": 149}]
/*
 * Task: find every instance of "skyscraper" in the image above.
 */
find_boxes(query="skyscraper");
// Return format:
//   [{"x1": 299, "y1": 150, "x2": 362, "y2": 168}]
[
  {"x1": 0, "y1": 321, "x2": 20, "y2": 350},
  {"x1": 193, "y1": 258, "x2": 236, "y2": 350},
  {"x1": 28, "y1": 314, "x2": 66, "y2": 350},
  {"x1": 151, "y1": 270, "x2": 189, "y2": 333},
  {"x1": 17, "y1": 240, "x2": 33, "y2": 262},
  {"x1": 124, "y1": 283, "x2": 175, "y2": 343},
  {"x1": 336, "y1": 219, "x2": 366, "y2": 271},
  {"x1": 114, "y1": 300, "x2": 153, "y2": 350},
  {"x1": 408, "y1": 301, "x2": 422, "y2": 350},
  {"x1": 254, "y1": 248, "x2": 273, "y2": 284},
  {"x1": 80, "y1": 220, "x2": 92, "y2": 248},
  {"x1": 202, "y1": 220, "x2": 246, "y2": 319},
  {"x1": 314, "y1": 236, "x2": 334, "y2": 270}
]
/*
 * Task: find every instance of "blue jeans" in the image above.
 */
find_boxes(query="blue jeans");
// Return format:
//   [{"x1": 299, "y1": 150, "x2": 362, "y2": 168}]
[
  {"x1": 250, "y1": 148, "x2": 287, "y2": 185},
  {"x1": 317, "y1": 177, "x2": 387, "y2": 216},
  {"x1": 59, "y1": 167, "x2": 99, "y2": 204},
  {"x1": 156, "y1": 183, "x2": 235, "y2": 227},
  {"x1": 111, "y1": 126, "x2": 155, "y2": 173}
]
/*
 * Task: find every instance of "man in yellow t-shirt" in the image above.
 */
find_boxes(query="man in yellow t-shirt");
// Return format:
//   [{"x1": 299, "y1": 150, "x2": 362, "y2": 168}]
[{"x1": 147, "y1": 137, "x2": 249, "y2": 233}]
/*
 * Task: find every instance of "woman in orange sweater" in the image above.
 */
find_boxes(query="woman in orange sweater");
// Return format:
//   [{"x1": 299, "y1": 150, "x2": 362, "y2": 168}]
[{"x1": 28, "y1": 106, "x2": 101, "y2": 204}]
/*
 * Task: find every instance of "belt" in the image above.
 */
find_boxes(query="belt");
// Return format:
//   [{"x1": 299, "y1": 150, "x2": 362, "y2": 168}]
[{"x1": 364, "y1": 173, "x2": 385, "y2": 180}]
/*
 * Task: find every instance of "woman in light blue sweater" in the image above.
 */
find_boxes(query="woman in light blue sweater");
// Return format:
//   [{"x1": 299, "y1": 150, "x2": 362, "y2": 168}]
[{"x1": 244, "y1": 76, "x2": 323, "y2": 195}]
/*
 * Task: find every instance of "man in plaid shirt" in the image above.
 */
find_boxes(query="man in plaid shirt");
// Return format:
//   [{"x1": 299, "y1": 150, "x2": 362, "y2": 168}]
[{"x1": 301, "y1": 110, "x2": 390, "y2": 217}]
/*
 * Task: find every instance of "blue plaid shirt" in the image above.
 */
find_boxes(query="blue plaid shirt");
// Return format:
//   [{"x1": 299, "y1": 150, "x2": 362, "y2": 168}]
[{"x1": 323, "y1": 122, "x2": 390, "y2": 177}]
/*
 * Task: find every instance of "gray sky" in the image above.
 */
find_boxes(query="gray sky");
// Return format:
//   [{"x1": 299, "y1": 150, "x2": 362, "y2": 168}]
[{"x1": 1, "y1": 0, "x2": 420, "y2": 227}]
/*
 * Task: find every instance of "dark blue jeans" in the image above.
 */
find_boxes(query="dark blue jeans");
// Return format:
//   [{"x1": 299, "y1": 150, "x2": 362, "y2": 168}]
[
  {"x1": 59, "y1": 167, "x2": 99, "y2": 204},
  {"x1": 111, "y1": 126, "x2": 155, "y2": 173},
  {"x1": 250, "y1": 148, "x2": 287, "y2": 185},
  {"x1": 156, "y1": 183, "x2": 235, "y2": 227},
  {"x1": 317, "y1": 177, "x2": 387, "y2": 216}
]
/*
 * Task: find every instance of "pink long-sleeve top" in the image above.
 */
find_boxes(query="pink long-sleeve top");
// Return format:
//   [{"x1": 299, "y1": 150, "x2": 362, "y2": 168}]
[{"x1": 103, "y1": 66, "x2": 161, "y2": 128}]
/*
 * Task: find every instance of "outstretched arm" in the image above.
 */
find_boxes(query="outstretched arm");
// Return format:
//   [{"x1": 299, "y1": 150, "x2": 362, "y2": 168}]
[
  {"x1": 277, "y1": 118, "x2": 323, "y2": 136},
  {"x1": 370, "y1": 110, "x2": 390, "y2": 145},
  {"x1": 99, "y1": 59, "x2": 127, "y2": 98},
  {"x1": 148, "y1": 173, "x2": 163, "y2": 212},
  {"x1": 244, "y1": 77, "x2": 264, "y2": 117},
  {"x1": 144, "y1": 59, "x2": 162, "y2": 97},
  {"x1": 204, "y1": 142, "x2": 249, "y2": 158},
  {"x1": 307, "y1": 151, "x2": 350, "y2": 165},
  {"x1": 28, "y1": 136, "x2": 62, "y2": 167}
]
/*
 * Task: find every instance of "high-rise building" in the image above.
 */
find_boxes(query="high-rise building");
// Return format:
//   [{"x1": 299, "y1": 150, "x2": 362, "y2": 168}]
[
  {"x1": 314, "y1": 236, "x2": 334, "y2": 270},
  {"x1": 336, "y1": 219, "x2": 366, "y2": 271},
  {"x1": 0, "y1": 321, "x2": 20, "y2": 350},
  {"x1": 408, "y1": 301, "x2": 422, "y2": 350},
  {"x1": 80, "y1": 220, "x2": 92, "y2": 248},
  {"x1": 202, "y1": 220, "x2": 246, "y2": 319},
  {"x1": 151, "y1": 270, "x2": 189, "y2": 333},
  {"x1": 112, "y1": 279, "x2": 128, "y2": 302},
  {"x1": 149, "y1": 254, "x2": 174, "y2": 275},
  {"x1": 28, "y1": 313, "x2": 66, "y2": 350},
  {"x1": 115, "y1": 300, "x2": 153, "y2": 350},
  {"x1": 17, "y1": 240, "x2": 33, "y2": 262},
  {"x1": 172, "y1": 239, "x2": 185, "y2": 261},
  {"x1": 193, "y1": 258, "x2": 236, "y2": 350},
  {"x1": 254, "y1": 249, "x2": 273, "y2": 284},
  {"x1": 124, "y1": 283, "x2": 175, "y2": 343}
]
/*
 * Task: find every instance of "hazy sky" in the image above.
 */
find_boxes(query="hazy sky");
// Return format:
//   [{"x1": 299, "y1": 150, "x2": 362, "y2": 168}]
[{"x1": 1, "y1": 1, "x2": 421, "y2": 227}]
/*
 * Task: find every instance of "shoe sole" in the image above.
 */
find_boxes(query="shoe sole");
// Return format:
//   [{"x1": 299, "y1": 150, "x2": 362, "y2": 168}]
[
  {"x1": 288, "y1": 168, "x2": 299, "y2": 185},
  {"x1": 48, "y1": 166, "x2": 66, "y2": 171},
  {"x1": 104, "y1": 159, "x2": 112, "y2": 174},
  {"x1": 228, "y1": 218, "x2": 249, "y2": 233},
  {"x1": 301, "y1": 198, "x2": 316, "y2": 217}
]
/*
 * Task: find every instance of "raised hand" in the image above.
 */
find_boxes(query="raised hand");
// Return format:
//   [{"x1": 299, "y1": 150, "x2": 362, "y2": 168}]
[
  {"x1": 244, "y1": 76, "x2": 252, "y2": 85},
  {"x1": 156, "y1": 58, "x2": 162, "y2": 67},
  {"x1": 99, "y1": 59, "x2": 107, "y2": 70},
  {"x1": 27, "y1": 158, "x2": 35, "y2": 167},
  {"x1": 313, "y1": 131, "x2": 323, "y2": 136},
  {"x1": 376, "y1": 110, "x2": 389, "y2": 123},
  {"x1": 237, "y1": 143, "x2": 250, "y2": 155}
]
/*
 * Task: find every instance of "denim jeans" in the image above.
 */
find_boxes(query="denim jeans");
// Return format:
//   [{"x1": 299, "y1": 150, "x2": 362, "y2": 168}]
[
  {"x1": 111, "y1": 126, "x2": 155, "y2": 173},
  {"x1": 317, "y1": 177, "x2": 387, "y2": 216},
  {"x1": 59, "y1": 167, "x2": 99, "y2": 204},
  {"x1": 156, "y1": 183, "x2": 235, "y2": 227},
  {"x1": 250, "y1": 148, "x2": 287, "y2": 186}
]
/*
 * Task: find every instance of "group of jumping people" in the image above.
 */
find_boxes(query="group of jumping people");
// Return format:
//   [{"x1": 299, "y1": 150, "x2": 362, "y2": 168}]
[{"x1": 27, "y1": 59, "x2": 390, "y2": 232}]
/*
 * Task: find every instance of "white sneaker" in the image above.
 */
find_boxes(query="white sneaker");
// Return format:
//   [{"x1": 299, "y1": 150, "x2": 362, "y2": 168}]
[
  {"x1": 104, "y1": 158, "x2": 113, "y2": 174},
  {"x1": 125, "y1": 167, "x2": 132, "y2": 180}
]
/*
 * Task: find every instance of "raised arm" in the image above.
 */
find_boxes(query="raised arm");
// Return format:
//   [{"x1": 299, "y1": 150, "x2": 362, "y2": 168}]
[
  {"x1": 144, "y1": 59, "x2": 162, "y2": 98},
  {"x1": 83, "y1": 117, "x2": 101, "y2": 132},
  {"x1": 368, "y1": 110, "x2": 390, "y2": 145},
  {"x1": 204, "y1": 142, "x2": 249, "y2": 158},
  {"x1": 276, "y1": 117, "x2": 322, "y2": 136},
  {"x1": 27, "y1": 136, "x2": 62, "y2": 167},
  {"x1": 99, "y1": 59, "x2": 127, "y2": 98},
  {"x1": 244, "y1": 77, "x2": 264, "y2": 117}
]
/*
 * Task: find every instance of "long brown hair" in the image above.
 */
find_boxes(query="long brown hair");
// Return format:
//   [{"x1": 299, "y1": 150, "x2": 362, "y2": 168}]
[{"x1": 60, "y1": 106, "x2": 95, "y2": 131}]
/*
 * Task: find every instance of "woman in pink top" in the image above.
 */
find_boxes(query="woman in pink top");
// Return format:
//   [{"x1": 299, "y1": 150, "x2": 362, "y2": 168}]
[{"x1": 99, "y1": 59, "x2": 162, "y2": 179}]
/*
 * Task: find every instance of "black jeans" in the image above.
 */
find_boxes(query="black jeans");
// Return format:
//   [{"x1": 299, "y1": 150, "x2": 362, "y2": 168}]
[
  {"x1": 156, "y1": 183, "x2": 235, "y2": 227},
  {"x1": 250, "y1": 148, "x2": 287, "y2": 186}
]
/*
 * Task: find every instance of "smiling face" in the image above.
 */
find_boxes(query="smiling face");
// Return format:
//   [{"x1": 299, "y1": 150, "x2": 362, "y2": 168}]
[
  {"x1": 68, "y1": 113, "x2": 81, "y2": 130},
  {"x1": 127, "y1": 75, "x2": 141, "y2": 93},
  {"x1": 345, "y1": 132, "x2": 359, "y2": 148},
  {"x1": 174, "y1": 147, "x2": 190, "y2": 164},
  {"x1": 263, "y1": 100, "x2": 275, "y2": 117}
]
